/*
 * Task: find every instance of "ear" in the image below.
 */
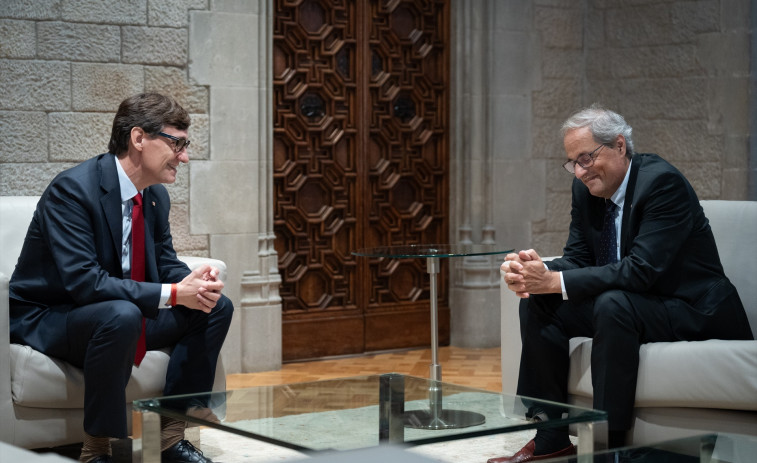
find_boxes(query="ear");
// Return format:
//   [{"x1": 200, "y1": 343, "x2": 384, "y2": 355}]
[
  {"x1": 615, "y1": 134, "x2": 626, "y2": 156},
  {"x1": 130, "y1": 127, "x2": 145, "y2": 152}
]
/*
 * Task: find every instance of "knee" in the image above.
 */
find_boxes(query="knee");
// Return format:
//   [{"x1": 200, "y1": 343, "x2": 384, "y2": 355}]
[
  {"x1": 103, "y1": 301, "x2": 142, "y2": 334},
  {"x1": 100, "y1": 301, "x2": 143, "y2": 338},
  {"x1": 212, "y1": 295, "x2": 234, "y2": 325},
  {"x1": 593, "y1": 290, "x2": 635, "y2": 331}
]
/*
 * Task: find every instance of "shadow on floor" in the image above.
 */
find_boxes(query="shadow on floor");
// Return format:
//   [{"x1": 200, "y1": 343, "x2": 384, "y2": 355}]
[{"x1": 33, "y1": 439, "x2": 132, "y2": 462}]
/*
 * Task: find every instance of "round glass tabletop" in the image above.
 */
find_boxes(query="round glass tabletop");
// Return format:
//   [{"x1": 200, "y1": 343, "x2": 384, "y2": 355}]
[{"x1": 352, "y1": 244, "x2": 513, "y2": 259}]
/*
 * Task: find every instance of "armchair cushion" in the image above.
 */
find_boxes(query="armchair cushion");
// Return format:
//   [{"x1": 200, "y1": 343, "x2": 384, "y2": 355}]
[
  {"x1": 568, "y1": 338, "x2": 757, "y2": 410},
  {"x1": 10, "y1": 346, "x2": 170, "y2": 409}
]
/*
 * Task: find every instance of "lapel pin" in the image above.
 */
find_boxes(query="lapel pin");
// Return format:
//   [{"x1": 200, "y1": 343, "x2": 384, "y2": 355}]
[{"x1": 152, "y1": 201, "x2": 156, "y2": 207}]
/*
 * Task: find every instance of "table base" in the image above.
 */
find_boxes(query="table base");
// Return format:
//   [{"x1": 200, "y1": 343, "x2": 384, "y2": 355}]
[{"x1": 404, "y1": 409, "x2": 486, "y2": 430}]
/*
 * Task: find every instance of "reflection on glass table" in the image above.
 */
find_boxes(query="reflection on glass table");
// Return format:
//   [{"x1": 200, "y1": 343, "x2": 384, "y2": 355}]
[
  {"x1": 132, "y1": 374, "x2": 607, "y2": 463},
  {"x1": 547, "y1": 433, "x2": 757, "y2": 463},
  {"x1": 352, "y1": 245, "x2": 512, "y2": 429}
]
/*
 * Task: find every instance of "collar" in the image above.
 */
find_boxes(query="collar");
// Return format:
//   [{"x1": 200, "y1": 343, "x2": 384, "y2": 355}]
[
  {"x1": 114, "y1": 156, "x2": 141, "y2": 201},
  {"x1": 610, "y1": 158, "x2": 633, "y2": 209}
]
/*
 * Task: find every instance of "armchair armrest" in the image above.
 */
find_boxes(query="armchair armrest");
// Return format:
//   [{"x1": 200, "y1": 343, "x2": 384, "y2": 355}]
[
  {"x1": 176, "y1": 256, "x2": 227, "y2": 392},
  {"x1": 500, "y1": 256, "x2": 559, "y2": 395},
  {"x1": 177, "y1": 256, "x2": 228, "y2": 283},
  {"x1": 1, "y1": 273, "x2": 14, "y2": 443},
  {"x1": 500, "y1": 268, "x2": 522, "y2": 395}
]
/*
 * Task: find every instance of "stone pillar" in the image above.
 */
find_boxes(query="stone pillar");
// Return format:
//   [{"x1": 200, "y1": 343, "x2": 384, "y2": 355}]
[
  {"x1": 189, "y1": 0, "x2": 281, "y2": 373},
  {"x1": 449, "y1": 0, "x2": 543, "y2": 347}
]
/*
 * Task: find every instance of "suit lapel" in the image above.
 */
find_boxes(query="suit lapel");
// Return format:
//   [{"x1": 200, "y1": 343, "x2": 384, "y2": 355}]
[
  {"x1": 98, "y1": 154, "x2": 125, "y2": 275},
  {"x1": 620, "y1": 154, "x2": 641, "y2": 257}
]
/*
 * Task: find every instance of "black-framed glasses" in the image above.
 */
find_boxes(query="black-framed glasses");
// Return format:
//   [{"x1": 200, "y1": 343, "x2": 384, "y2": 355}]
[
  {"x1": 562, "y1": 144, "x2": 606, "y2": 174},
  {"x1": 157, "y1": 132, "x2": 191, "y2": 153}
]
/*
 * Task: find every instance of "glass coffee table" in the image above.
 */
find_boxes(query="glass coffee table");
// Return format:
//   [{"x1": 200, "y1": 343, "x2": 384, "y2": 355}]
[
  {"x1": 546, "y1": 432, "x2": 757, "y2": 463},
  {"x1": 353, "y1": 245, "x2": 513, "y2": 429},
  {"x1": 132, "y1": 373, "x2": 607, "y2": 463}
]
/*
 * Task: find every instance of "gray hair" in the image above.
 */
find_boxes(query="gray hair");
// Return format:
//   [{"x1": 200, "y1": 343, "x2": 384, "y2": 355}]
[{"x1": 561, "y1": 104, "x2": 635, "y2": 157}]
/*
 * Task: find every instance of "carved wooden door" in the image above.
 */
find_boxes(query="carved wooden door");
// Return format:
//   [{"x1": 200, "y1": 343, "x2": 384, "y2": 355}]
[{"x1": 274, "y1": 0, "x2": 449, "y2": 361}]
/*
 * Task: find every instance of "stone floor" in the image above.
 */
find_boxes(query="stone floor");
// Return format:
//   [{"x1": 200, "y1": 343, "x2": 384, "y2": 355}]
[
  {"x1": 198, "y1": 427, "x2": 538, "y2": 463},
  {"x1": 35, "y1": 428, "x2": 540, "y2": 462}
]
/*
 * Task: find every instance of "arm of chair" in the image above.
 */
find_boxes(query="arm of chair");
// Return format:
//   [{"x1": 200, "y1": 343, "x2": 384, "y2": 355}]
[
  {"x1": 500, "y1": 256, "x2": 560, "y2": 395},
  {"x1": 177, "y1": 256, "x2": 228, "y2": 284},
  {"x1": 176, "y1": 256, "x2": 227, "y2": 392},
  {"x1": 0, "y1": 273, "x2": 15, "y2": 443},
  {"x1": 500, "y1": 268, "x2": 522, "y2": 396}
]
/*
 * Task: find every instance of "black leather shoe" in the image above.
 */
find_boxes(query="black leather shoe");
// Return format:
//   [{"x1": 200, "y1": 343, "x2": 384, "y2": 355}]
[
  {"x1": 161, "y1": 439, "x2": 213, "y2": 463},
  {"x1": 87, "y1": 456, "x2": 113, "y2": 463}
]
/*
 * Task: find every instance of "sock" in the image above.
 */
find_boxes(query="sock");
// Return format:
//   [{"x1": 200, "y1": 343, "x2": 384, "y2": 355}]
[
  {"x1": 161, "y1": 416, "x2": 186, "y2": 451},
  {"x1": 533, "y1": 426, "x2": 571, "y2": 455},
  {"x1": 187, "y1": 406, "x2": 221, "y2": 424},
  {"x1": 79, "y1": 433, "x2": 112, "y2": 462}
]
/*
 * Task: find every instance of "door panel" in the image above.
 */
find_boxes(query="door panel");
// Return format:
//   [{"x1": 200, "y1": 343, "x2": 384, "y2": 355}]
[{"x1": 274, "y1": 0, "x2": 449, "y2": 361}]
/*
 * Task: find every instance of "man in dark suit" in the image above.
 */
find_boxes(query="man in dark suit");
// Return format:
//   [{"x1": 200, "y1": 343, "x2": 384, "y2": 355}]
[
  {"x1": 9, "y1": 93, "x2": 233, "y2": 463},
  {"x1": 489, "y1": 105, "x2": 753, "y2": 463}
]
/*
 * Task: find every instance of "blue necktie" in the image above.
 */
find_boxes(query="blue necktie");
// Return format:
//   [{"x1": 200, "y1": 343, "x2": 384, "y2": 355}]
[{"x1": 597, "y1": 200, "x2": 618, "y2": 266}]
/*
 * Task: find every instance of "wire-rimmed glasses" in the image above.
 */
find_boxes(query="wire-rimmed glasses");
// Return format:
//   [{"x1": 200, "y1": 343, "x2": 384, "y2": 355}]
[{"x1": 562, "y1": 144, "x2": 607, "y2": 174}]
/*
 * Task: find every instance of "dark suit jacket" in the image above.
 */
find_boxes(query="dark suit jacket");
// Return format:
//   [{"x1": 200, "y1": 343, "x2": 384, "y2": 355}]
[
  {"x1": 9, "y1": 153, "x2": 191, "y2": 349},
  {"x1": 545, "y1": 153, "x2": 751, "y2": 339}
]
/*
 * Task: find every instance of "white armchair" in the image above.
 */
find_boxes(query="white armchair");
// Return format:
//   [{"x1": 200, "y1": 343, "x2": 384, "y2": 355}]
[
  {"x1": 500, "y1": 200, "x2": 757, "y2": 445},
  {"x1": 0, "y1": 196, "x2": 226, "y2": 449}
]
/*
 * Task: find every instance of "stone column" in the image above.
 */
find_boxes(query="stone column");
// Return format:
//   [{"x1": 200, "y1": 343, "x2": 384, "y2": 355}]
[
  {"x1": 449, "y1": 0, "x2": 543, "y2": 347},
  {"x1": 189, "y1": 0, "x2": 281, "y2": 373}
]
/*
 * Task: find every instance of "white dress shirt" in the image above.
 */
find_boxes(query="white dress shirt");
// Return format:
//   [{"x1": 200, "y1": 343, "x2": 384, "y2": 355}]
[
  {"x1": 115, "y1": 157, "x2": 173, "y2": 308},
  {"x1": 559, "y1": 159, "x2": 632, "y2": 299}
]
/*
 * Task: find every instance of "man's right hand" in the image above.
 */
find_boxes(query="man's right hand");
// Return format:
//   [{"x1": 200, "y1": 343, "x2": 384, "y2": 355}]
[
  {"x1": 502, "y1": 252, "x2": 532, "y2": 298},
  {"x1": 176, "y1": 265, "x2": 224, "y2": 313}
]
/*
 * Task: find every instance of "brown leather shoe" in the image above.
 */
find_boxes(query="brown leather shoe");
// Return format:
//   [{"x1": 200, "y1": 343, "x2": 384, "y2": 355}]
[{"x1": 487, "y1": 439, "x2": 577, "y2": 463}]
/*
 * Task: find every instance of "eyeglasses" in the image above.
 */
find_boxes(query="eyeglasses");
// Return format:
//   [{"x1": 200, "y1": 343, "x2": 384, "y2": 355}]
[
  {"x1": 562, "y1": 144, "x2": 606, "y2": 174},
  {"x1": 157, "y1": 132, "x2": 191, "y2": 153}
]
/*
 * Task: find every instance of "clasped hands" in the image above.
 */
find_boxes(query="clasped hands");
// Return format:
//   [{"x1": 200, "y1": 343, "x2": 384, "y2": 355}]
[
  {"x1": 177, "y1": 265, "x2": 224, "y2": 313},
  {"x1": 501, "y1": 249, "x2": 560, "y2": 298}
]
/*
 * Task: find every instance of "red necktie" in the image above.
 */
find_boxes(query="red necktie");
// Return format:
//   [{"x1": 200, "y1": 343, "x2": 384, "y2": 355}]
[{"x1": 131, "y1": 193, "x2": 147, "y2": 365}]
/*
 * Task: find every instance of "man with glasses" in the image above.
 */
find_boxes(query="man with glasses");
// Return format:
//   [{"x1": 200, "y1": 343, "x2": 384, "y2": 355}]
[
  {"x1": 9, "y1": 93, "x2": 233, "y2": 463},
  {"x1": 490, "y1": 105, "x2": 752, "y2": 462}
]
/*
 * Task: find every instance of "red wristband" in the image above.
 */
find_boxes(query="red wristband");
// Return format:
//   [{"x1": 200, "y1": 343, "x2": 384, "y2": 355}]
[{"x1": 170, "y1": 283, "x2": 177, "y2": 306}]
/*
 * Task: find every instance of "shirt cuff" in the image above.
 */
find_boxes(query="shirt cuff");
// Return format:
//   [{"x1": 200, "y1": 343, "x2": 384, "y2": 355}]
[
  {"x1": 161, "y1": 283, "x2": 173, "y2": 308},
  {"x1": 559, "y1": 272, "x2": 568, "y2": 300}
]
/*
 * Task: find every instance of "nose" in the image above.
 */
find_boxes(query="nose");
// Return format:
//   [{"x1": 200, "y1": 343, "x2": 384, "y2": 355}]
[
  {"x1": 574, "y1": 163, "x2": 587, "y2": 178},
  {"x1": 177, "y1": 150, "x2": 189, "y2": 163}
]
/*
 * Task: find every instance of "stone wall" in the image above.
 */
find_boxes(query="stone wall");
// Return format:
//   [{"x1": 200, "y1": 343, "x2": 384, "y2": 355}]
[
  {"x1": 1, "y1": 0, "x2": 753, "y2": 361},
  {"x1": 0, "y1": 0, "x2": 212, "y2": 256},
  {"x1": 528, "y1": 0, "x2": 752, "y2": 256}
]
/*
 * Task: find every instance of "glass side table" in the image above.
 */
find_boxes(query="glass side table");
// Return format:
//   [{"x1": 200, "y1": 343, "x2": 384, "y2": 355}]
[{"x1": 352, "y1": 244, "x2": 512, "y2": 430}]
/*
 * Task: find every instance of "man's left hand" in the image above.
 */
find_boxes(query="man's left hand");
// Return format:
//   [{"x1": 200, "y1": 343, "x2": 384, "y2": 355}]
[{"x1": 176, "y1": 265, "x2": 225, "y2": 313}]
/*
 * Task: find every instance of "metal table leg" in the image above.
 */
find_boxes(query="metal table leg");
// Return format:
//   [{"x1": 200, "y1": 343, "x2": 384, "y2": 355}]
[
  {"x1": 379, "y1": 373, "x2": 405, "y2": 444},
  {"x1": 133, "y1": 409, "x2": 161, "y2": 463},
  {"x1": 576, "y1": 419, "x2": 608, "y2": 463},
  {"x1": 403, "y1": 257, "x2": 486, "y2": 429}
]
